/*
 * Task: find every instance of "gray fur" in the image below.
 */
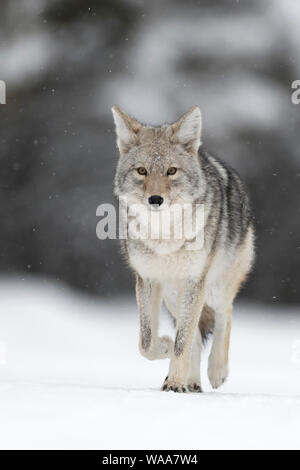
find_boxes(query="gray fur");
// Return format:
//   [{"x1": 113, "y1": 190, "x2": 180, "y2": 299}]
[{"x1": 112, "y1": 105, "x2": 255, "y2": 392}]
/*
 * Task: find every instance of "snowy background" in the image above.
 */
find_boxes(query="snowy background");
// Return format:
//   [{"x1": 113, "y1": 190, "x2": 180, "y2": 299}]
[
  {"x1": 0, "y1": 0, "x2": 300, "y2": 450},
  {"x1": 0, "y1": 280, "x2": 300, "y2": 450}
]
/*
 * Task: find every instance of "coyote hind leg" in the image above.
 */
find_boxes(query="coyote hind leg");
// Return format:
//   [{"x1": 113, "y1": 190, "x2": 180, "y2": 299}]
[
  {"x1": 207, "y1": 226, "x2": 254, "y2": 388},
  {"x1": 208, "y1": 306, "x2": 232, "y2": 389}
]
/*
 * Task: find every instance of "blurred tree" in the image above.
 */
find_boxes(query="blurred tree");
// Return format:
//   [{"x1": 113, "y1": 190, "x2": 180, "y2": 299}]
[{"x1": 0, "y1": 0, "x2": 299, "y2": 304}]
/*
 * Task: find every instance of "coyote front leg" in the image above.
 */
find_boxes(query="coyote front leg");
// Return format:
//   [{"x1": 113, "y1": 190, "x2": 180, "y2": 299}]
[
  {"x1": 187, "y1": 328, "x2": 202, "y2": 392},
  {"x1": 136, "y1": 275, "x2": 173, "y2": 360},
  {"x1": 163, "y1": 278, "x2": 205, "y2": 392}
]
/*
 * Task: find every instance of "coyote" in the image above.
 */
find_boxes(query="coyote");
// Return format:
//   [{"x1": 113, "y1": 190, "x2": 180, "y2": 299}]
[{"x1": 112, "y1": 105, "x2": 255, "y2": 392}]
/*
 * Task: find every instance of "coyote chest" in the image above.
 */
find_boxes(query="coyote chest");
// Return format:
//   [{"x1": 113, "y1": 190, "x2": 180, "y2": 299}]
[{"x1": 128, "y1": 240, "x2": 207, "y2": 282}]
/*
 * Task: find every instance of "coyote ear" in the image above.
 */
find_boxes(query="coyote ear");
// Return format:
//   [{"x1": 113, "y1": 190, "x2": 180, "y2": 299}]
[
  {"x1": 111, "y1": 105, "x2": 142, "y2": 155},
  {"x1": 171, "y1": 106, "x2": 202, "y2": 153}
]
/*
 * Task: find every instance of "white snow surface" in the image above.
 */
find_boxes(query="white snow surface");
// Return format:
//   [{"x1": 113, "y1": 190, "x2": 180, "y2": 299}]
[{"x1": 0, "y1": 279, "x2": 299, "y2": 450}]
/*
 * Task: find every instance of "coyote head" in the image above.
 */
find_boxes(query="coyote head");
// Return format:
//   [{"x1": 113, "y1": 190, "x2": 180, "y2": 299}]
[{"x1": 112, "y1": 105, "x2": 205, "y2": 210}]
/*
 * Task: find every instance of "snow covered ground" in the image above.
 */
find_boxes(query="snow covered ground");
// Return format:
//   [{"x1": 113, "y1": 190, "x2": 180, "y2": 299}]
[{"x1": 0, "y1": 278, "x2": 299, "y2": 450}]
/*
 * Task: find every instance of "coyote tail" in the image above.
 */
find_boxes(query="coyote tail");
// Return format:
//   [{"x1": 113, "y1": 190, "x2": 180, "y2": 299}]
[{"x1": 199, "y1": 304, "x2": 215, "y2": 342}]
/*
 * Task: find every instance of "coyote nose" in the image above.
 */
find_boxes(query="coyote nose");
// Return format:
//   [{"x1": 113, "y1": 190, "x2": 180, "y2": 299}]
[{"x1": 148, "y1": 195, "x2": 164, "y2": 206}]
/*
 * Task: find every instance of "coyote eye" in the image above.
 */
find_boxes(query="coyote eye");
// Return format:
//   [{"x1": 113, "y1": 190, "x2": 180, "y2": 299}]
[
  {"x1": 167, "y1": 167, "x2": 177, "y2": 176},
  {"x1": 137, "y1": 167, "x2": 147, "y2": 176}
]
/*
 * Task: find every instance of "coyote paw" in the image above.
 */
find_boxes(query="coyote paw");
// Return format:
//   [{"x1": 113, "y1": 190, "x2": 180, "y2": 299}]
[
  {"x1": 187, "y1": 382, "x2": 202, "y2": 393},
  {"x1": 139, "y1": 336, "x2": 173, "y2": 360},
  {"x1": 162, "y1": 376, "x2": 187, "y2": 393},
  {"x1": 208, "y1": 360, "x2": 228, "y2": 389}
]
